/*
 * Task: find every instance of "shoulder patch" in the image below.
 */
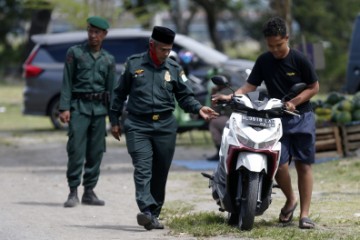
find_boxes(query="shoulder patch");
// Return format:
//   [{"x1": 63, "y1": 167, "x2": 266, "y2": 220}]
[{"x1": 180, "y1": 70, "x2": 188, "y2": 82}]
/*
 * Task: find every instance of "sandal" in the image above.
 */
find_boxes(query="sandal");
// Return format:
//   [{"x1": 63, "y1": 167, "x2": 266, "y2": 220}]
[
  {"x1": 279, "y1": 202, "x2": 297, "y2": 223},
  {"x1": 299, "y1": 217, "x2": 315, "y2": 229}
]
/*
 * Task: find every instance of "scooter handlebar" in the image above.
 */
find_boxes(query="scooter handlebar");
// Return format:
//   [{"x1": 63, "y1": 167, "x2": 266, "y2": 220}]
[
  {"x1": 215, "y1": 100, "x2": 230, "y2": 105},
  {"x1": 283, "y1": 109, "x2": 300, "y2": 117}
]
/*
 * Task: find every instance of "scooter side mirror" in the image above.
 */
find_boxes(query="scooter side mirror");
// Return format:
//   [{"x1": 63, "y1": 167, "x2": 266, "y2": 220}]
[
  {"x1": 211, "y1": 75, "x2": 229, "y2": 87},
  {"x1": 211, "y1": 75, "x2": 236, "y2": 96},
  {"x1": 283, "y1": 83, "x2": 307, "y2": 101}
]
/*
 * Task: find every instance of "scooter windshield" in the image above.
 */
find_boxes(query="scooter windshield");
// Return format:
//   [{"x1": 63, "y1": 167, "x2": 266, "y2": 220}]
[{"x1": 245, "y1": 91, "x2": 270, "y2": 109}]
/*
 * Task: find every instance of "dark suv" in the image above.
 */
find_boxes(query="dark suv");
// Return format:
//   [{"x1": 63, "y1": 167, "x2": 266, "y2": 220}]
[{"x1": 23, "y1": 28, "x2": 254, "y2": 130}]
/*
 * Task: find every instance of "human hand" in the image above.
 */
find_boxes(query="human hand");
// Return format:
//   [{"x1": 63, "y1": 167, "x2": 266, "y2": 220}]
[
  {"x1": 59, "y1": 110, "x2": 70, "y2": 123},
  {"x1": 199, "y1": 106, "x2": 219, "y2": 121},
  {"x1": 285, "y1": 101, "x2": 296, "y2": 112},
  {"x1": 211, "y1": 94, "x2": 231, "y2": 104},
  {"x1": 111, "y1": 125, "x2": 122, "y2": 141}
]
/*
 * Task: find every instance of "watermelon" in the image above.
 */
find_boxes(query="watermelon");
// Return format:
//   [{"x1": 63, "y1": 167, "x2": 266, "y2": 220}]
[
  {"x1": 335, "y1": 111, "x2": 352, "y2": 124},
  {"x1": 338, "y1": 99, "x2": 353, "y2": 112},
  {"x1": 352, "y1": 97, "x2": 360, "y2": 110},
  {"x1": 325, "y1": 92, "x2": 345, "y2": 105},
  {"x1": 352, "y1": 109, "x2": 360, "y2": 121}
]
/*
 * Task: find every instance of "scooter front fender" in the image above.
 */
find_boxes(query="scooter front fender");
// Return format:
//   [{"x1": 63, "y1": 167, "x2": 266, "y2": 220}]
[{"x1": 236, "y1": 152, "x2": 267, "y2": 173}]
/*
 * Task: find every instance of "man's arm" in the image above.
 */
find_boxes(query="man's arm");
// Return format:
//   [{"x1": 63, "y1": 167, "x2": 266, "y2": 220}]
[
  {"x1": 109, "y1": 59, "x2": 133, "y2": 141},
  {"x1": 59, "y1": 48, "x2": 75, "y2": 123},
  {"x1": 212, "y1": 82, "x2": 258, "y2": 102},
  {"x1": 59, "y1": 48, "x2": 75, "y2": 111},
  {"x1": 286, "y1": 81, "x2": 320, "y2": 111},
  {"x1": 235, "y1": 82, "x2": 258, "y2": 95}
]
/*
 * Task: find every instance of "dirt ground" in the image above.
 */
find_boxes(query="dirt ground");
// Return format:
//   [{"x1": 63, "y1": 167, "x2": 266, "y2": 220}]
[{"x1": 0, "y1": 131, "x2": 237, "y2": 240}]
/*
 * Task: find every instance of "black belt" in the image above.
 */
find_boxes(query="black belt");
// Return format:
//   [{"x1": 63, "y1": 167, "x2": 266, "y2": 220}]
[
  {"x1": 72, "y1": 92, "x2": 107, "y2": 101},
  {"x1": 128, "y1": 111, "x2": 173, "y2": 121}
]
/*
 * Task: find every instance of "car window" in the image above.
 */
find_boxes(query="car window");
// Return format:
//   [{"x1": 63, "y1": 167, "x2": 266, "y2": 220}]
[
  {"x1": 172, "y1": 43, "x2": 208, "y2": 68},
  {"x1": 34, "y1": 42, "x2": 81, "y2": 63},
  {"x1": 102, "y1": 38, "x2": 149, "y2": 63}
]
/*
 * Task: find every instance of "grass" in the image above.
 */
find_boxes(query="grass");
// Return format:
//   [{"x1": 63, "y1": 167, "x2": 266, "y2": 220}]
[
  {"x1": 161, "y1": 158, "x2": 360, "y2": 239},
  {"x1": 0, "y1": 84, "x2": 212, "y2": 146},
  {"x1": 0, "y1": 83, "x2": 54, "y2": 131}
]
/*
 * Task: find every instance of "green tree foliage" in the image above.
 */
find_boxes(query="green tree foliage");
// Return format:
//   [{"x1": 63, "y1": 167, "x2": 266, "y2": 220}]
[
  {"x1": 123, "y1": 0, "x2": 169, "y2": 29},
  {"x1": 0, "y1": 0, "x2": 31, "y2": 70},
  {"x1": 0, "y1": 0, "x2": 53, "y2": 75},
  {"x1": 245, "y1": 0, "x2": 360, "y2": 92},
  {"x1": 49, "y1": 0, "x2": 123, "y2": 29},
  {"x1": 291, "y1": 0, "x2": 360, "y2": 92},
  {"x1": 125, "y1": 0, "x2": 245, "y2": 52}
]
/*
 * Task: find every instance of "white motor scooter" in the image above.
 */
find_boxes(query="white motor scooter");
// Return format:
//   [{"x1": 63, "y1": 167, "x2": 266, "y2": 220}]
[{"x1": 202, "y1": 75, "x2": 306, "y2": 230}]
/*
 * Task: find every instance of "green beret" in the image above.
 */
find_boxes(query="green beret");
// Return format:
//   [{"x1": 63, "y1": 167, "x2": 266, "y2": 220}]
[
  {"x1": 151, "y1": 26, "x2": 175, "y2": 44},
  {"x1": 87, "y1": 16, "x2": 109, "y2": 30}
]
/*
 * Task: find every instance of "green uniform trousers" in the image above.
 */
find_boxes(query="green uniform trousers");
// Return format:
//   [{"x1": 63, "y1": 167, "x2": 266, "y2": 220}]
[
  {"x1": 66, "y1": 110, "x2": 106, "y2": 189},
  {"x1": 124, "y1": 113, "x2": 177, "y2": 217}
]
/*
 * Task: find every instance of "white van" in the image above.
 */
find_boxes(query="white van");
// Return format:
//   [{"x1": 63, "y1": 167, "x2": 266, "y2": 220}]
[{"x1": 345, "y1": 14, "x2": 360, "y2": 94}]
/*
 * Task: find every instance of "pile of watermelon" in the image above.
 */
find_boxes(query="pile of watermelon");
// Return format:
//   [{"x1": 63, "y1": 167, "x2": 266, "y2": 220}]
[{"x1": 311, "y1": 91, "x2": 360, "y2": 125}]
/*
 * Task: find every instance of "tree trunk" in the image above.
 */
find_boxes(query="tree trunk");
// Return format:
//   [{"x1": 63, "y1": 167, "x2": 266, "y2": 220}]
[
  {"x1": 23, "y1": 8, "x2": 52, "y2": 60},
  {"x1": 169, "y1": 0, "x2": 197, "y2": 35},
  {"x1": 193, "y1": 0, "x2": 224, "y2": 52}
]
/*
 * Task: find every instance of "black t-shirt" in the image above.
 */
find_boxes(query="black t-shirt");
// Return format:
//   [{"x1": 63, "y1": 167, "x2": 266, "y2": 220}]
[{"x1": 247, "y1": 48, "x2": 318, "y2": 112}]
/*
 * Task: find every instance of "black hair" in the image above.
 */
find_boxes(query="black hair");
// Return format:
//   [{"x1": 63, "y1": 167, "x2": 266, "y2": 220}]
[{"x1": 262, "y1": 17, "x2": 287, "y2": 38}]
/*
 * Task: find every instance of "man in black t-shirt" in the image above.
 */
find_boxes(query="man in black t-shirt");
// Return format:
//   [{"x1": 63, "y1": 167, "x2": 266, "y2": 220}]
[{"x1": 212, "y1": 17, "x2": 319, "y2": 229}]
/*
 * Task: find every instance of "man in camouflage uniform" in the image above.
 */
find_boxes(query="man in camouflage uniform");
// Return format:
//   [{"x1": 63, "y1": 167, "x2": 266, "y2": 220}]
[
  {"x1": 109, "y1": 26, "x2": 218, "y2": 230},
  {"x1": 59, "y1": 16, "x2": 116, "y2": 208}
]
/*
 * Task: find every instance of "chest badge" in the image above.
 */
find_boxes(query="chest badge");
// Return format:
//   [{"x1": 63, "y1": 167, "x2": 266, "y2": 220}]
[
  {"x1": 135, "y1": 69, "x2": 144, "y2": 74},
  {"x1": 134, "y1": 69, "x2": 144, "y2": 77},
  {"x1": 164, "y1": 71, "x2": 171, "y2": 82}
]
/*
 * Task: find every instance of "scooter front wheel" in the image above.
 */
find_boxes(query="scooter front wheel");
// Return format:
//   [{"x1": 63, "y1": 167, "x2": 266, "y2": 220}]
[{"x1": 238, "y1": 171, "x2": 260, "y2": 230}]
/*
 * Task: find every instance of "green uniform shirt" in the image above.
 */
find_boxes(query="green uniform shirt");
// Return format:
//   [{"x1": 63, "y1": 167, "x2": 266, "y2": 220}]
[
  {"x1": 110, "y1": 52, "x2": 203, "y2": 126},
  {"x1": 59, "y1": 42, "x2": 116, "y2": 116}
]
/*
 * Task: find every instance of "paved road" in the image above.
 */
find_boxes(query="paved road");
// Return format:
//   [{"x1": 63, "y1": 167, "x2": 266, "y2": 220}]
[{"x1": 0, "y1": 132, "x2": 225, "y2": 240}]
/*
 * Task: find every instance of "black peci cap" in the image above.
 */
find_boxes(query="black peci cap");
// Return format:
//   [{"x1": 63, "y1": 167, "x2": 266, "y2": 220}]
[{"x1": 151, "y1": 26, "x2": 175, "y2": 44}]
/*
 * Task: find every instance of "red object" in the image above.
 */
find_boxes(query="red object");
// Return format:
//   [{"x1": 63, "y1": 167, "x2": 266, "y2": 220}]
[{"x1": 23, "y1": 49, "x2": 43, "y2": 78}]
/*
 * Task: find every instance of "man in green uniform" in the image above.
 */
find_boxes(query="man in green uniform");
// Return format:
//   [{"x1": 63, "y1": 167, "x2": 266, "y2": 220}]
[
  {"x1": 110, "y1": 26, "x2": 218, "y2": 230},
  {"x1": 59, "y1": 16, "x2": 116, "y2": 208}
]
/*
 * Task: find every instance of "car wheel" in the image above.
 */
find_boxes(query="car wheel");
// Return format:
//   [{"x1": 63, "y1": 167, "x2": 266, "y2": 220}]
[{"x1": 48, "y1": 96, "x2": 68, "y2": 130}]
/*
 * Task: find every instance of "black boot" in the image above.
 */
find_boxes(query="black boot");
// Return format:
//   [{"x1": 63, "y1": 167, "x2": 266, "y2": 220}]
[
  {"x1": 64, "y1": 187, "x2": 79, "y2": 208},
  {"x1": 207, "y1": 145, "x2": 220, "y2": 161},
  {"x1": 81, "y1": 188, "x2": 105, "y2": 206},
  {"x1": 137, "y1": 211, "x2": 164, "y2": 230}
]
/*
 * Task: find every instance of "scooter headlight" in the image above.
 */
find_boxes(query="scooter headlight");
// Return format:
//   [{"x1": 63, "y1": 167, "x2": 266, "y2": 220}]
[
  {"x1": 258, "y1": 125, "x2": 281, "y2": 149},
  {"x1": 232, "y1": 118, "x2": 256, "y2": 148},
  {"x1": 233, "y1": 117, "x2": 281, "y2": 149}
]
